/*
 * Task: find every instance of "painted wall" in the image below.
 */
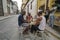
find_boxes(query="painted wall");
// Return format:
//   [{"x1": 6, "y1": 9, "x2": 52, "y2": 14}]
[
  {"x1": 37, "y1": 0, "x2": 45, "y2": 9},
  {"x1": 48, "y1": 0, "x2": 55, "y2": 9}
]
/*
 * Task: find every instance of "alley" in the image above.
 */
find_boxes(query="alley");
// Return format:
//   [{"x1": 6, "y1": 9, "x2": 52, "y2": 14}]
[{"x1": 0, "y1": 15, "x2": 59, "y2": 40}]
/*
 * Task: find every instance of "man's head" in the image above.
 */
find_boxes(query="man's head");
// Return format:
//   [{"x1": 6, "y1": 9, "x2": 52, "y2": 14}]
[
  {"x1": 22, "y1": 11, "x2": 26, "y2": 15},
  {"x1": 28, "y1": 13, "x2": 31, "y2": 16},
  {"x1": 37, "y1": 11, "x2": 42, "y2": 16}
]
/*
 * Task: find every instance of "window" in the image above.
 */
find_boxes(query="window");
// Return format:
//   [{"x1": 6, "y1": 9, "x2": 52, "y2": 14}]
[
  {"x1": 55, "y1": 0, "x2": 60, "y2": 12},
  {"x1": 30, "y1": 2, "x2": 32, "y2": 9},
  {"x1": 27, "y1": 5, "x2": 29, "y2": 13}
]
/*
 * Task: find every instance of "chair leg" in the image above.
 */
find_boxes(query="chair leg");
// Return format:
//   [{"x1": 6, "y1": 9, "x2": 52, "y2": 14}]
[{"x1": 41, "y1": 31, "x2": 46, "y2": 40}]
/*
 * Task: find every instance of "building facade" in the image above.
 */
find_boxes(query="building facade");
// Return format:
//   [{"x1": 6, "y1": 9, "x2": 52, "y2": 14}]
[
  {"x1": 0, "y1": 0, "x2": 18, "y2": 16},
  {"x1": 0, "y1": 0, "x2": 11, "y2": 16},
  {"x1": 22, "y1": 0, "x2": 37, "y2": 17},
  {"x1": 10, "y1": 1, "x2": 14, "y2": 15},
  {"x1": 12, "y1": 1, "x2": 18, "y2": 14},
  {"x1": 22, "y1": 0, "x2": 60, "y2": 26},
  {"x1": 1, "y1": 0, "x2": 11, "y2": 16}
]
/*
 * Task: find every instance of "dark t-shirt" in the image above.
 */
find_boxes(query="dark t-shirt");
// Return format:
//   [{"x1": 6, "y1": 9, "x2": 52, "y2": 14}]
[
  {"x1": 18, "y1": 14, "x2": 24, "y2": 26},
  {"x1": 44, "y1": 11, "x2": 50, "y2": 21}
]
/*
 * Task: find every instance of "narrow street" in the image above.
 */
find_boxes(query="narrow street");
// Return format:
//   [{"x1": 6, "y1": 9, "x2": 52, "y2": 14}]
[
  {"x1": 0, "y1": 0, "x2": 60, "y2": 40},
  {"x1": 0, "y1": 15, "x2": 60, "y2": 40}
]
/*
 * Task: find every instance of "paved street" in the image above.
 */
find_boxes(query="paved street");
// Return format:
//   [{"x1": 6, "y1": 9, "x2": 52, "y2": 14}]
[
  {"x1": 0, "y1": 15, "x2": 60, "y2": 40},
  {"x1": 0, "y1": 15, "x2": 19, "y2": 40}
]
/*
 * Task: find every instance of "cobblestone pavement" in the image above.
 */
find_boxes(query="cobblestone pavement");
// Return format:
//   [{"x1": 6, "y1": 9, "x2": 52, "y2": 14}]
[{"x1": 19, "y1": 27, "x2": 60, "y2": 40}]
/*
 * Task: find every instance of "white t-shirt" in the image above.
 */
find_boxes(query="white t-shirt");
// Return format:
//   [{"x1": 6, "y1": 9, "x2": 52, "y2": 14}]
[{"x1": 38, "y1": 16, "x2": 46, "y2": 30}]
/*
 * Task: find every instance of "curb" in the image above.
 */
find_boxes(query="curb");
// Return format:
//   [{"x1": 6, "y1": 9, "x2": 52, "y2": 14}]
[
  {"x1": 0, "y1": 16, "x2": 12, "y2": 21},
  {"x1": 45, "y1": 28, "x2": 60, "y2": 39}
]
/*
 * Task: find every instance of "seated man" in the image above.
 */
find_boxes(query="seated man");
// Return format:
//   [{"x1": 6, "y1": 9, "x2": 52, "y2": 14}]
[
  {"x1": 30, "y1": 11, "x2": 46, "y2": 33},
  {"x1": 26, "y1": 13, "x2": 33, "y2": 23},
  {"x1": 22, "y1": 13, "x2": 33, "y2": 34},
  {"x1": 18, "y1": 11, "x2": 27, "y2": 27}
]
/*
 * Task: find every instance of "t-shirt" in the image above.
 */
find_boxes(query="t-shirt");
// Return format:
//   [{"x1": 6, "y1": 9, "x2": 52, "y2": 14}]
[
  {"x1": 26, "y1": 15, "x2": 32, "y2": 22},
  {"x1": 26, "y1": 16, "x2": 32, "y2": 20},
  {"x1": 18, "y1": 14, "x2": 24, "y2": 26},
  {"x1": 38, "y1": 16, "x2": 46, "y2": 30}
]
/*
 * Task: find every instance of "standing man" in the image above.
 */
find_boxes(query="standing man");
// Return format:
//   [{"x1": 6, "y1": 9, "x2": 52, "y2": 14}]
[
  {"x1": 45, "y1": 7, "x2": 50, "y2": 23},
  {"x1": 49, "y1": 7, "x2": 57, "y2": 27},
  {"x1": 49, "y1": 11, "x2": 55, "y2": 27}
]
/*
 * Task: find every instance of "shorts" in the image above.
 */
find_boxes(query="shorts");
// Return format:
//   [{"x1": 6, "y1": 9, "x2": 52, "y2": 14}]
[
  {"x1": 30, "y1": 25, "x2": 42, "y2": 33},
  {"x1": 22, "y1": 23, "x2": 30, "y2": 27}
]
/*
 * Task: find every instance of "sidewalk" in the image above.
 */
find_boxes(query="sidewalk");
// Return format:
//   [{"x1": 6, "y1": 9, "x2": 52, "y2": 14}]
[
  {"x1": 46, "y1": 25, "x2": 60, "y2": 39},
  {"x1": 19, "y1": 25, "x2": 60, "y2": 40},
  {"x1": 0, "y1": 15, "x2": 14, "y2": 21}
]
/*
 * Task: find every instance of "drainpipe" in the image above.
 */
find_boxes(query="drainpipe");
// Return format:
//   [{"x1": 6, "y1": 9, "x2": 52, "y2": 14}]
[{"x1": 46, "y1": 0, "x2": 49, "y2": 10}]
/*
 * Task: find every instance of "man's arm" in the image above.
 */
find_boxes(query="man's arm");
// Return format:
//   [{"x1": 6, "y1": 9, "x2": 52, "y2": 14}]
[{"x1": 35, "y1": 17, "x2": 42, "y2": 25}]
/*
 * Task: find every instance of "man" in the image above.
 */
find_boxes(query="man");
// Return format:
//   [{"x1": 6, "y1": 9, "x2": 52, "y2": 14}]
[
  {"x1": 49, "y1": 11, "x2": 55, "y2": 27},
  {"x1": 26, "y1": 13, "x2": 33, "y2": 23},
  {"x1": 18, "y1": 11, "x2": 26, "y2": 27},
  {"x1": 30, "y1": 11, "x2": 46, "y2": 33},
  {"x1": 22, "y1": 13, "x2": 33, "y2": 34},
  {"x1": 44, "y1": 7, "x2": 50, "y2": 23},
  {"x1": 49, "y1": 7, "x2": 57, "y2": 27}
]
